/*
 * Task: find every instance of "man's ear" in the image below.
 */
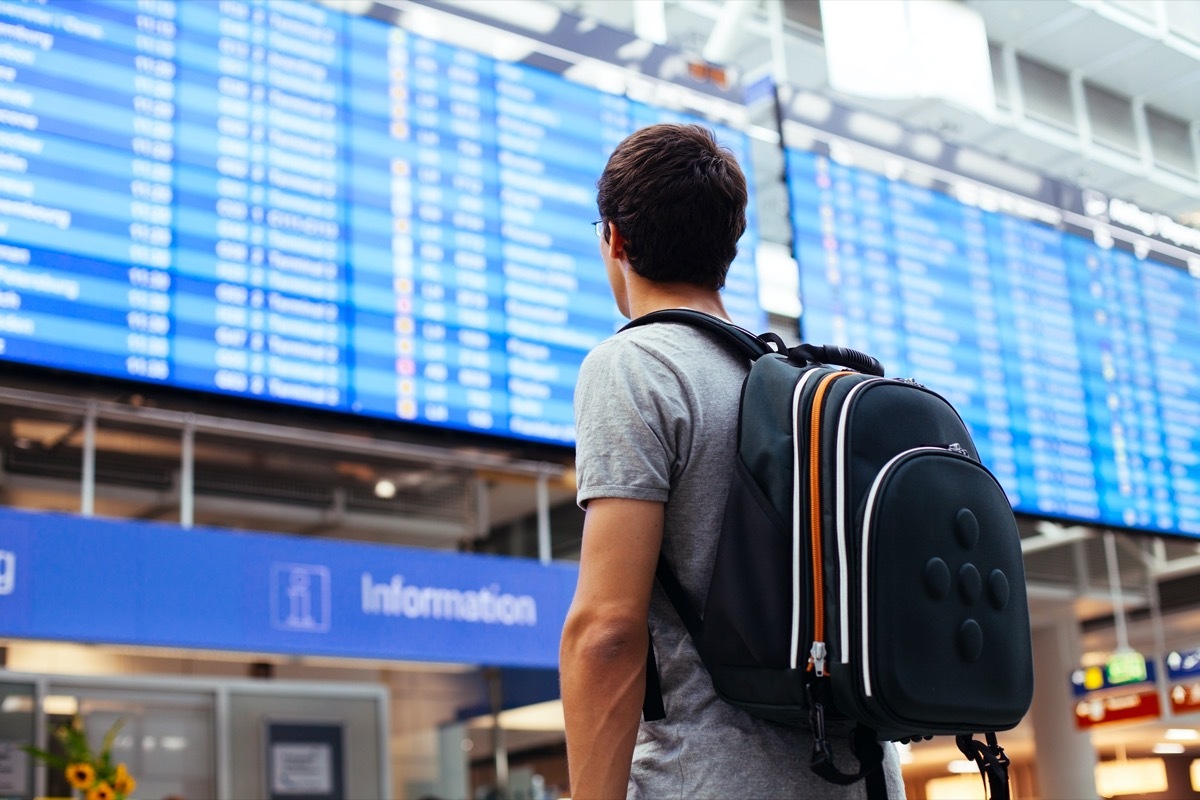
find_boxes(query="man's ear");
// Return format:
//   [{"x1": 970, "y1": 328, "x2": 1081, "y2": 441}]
[{"x1": 605, "y1": 223, "x2": 627, "y2": 261}]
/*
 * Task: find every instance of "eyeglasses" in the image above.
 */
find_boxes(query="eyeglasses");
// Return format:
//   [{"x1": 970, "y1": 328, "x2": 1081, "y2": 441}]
[{"x1": 592, "y1": 220, "x2": 605, "y2": 238}]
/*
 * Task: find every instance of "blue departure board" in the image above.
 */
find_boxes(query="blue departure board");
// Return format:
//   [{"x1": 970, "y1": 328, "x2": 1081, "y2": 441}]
[
  {"x1": 0, "y1": 0, "x2": 763, "y2": 446},
  {"x1": 786, "y1": 144, "x2": 1200, "y2": 538}
]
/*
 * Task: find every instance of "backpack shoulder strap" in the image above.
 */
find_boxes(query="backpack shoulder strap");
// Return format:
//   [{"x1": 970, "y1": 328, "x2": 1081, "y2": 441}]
[
  {"x1": 627, "y1": 309, "x2": 778, "y2": 723},
  {"x1": 620, "y1": 308, "x2": 780, "y2": 361},
  {"x1": 957, "y1": 733, "x2": 1012, "y2": 800},
  {"x1": 642, "y1": 553, "x2": 702, "y2": 722}
]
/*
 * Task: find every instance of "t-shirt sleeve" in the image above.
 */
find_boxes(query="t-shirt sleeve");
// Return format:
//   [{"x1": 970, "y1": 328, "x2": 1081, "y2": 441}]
[{"x1": 574, "y1": 337, "x2": 690, "y2": 508}]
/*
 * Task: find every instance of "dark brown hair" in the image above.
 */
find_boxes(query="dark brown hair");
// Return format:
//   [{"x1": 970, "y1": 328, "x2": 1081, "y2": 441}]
[{"x1": 596, "y1": 123, "x2": 748, "y2": 290}]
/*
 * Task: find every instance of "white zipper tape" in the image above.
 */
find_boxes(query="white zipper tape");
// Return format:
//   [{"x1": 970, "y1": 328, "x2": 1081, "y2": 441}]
[
  {"x1": 789, "y1": 368, "x2": 823, "y2": 670},
  {"x1": 834, "y1": 377, "x2": 882, "y2": 664}
]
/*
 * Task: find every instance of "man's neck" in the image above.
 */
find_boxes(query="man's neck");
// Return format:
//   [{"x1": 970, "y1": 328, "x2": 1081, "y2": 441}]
[{"x1": 626, "y1": 277, "x2": 730, "y2": 322}]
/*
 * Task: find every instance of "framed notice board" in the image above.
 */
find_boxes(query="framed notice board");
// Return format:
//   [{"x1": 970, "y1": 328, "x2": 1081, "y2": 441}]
[{"x1": 265, "y1": 721, "x2": 345, "y2": 800}]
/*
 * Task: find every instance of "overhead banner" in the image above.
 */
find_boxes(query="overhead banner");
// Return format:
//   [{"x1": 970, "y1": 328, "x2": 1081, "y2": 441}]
[{"x1": 0, "y1": 507, "x2": 577, "y2": 668}]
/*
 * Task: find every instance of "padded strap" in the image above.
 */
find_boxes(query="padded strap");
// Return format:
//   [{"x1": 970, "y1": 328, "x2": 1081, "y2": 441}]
[
  {"x1": 627, "y1": 308, "x2": 780, "y2": 723},
  {"x1": 642, "y1": 554, "x2": 704, "y2": 722},
  {"x1": 654, "y1": 554, "x2": 703, "y2": 640},
  {"x1": 955, "y1": 732, "x2": 1011, "y2": 800},
  {"x1": 642, "y1": 630, "x2": 666, "y2": 721}
]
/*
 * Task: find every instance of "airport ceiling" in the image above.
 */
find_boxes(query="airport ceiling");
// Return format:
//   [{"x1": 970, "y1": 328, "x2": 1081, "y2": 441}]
[{"x1": 536, "y1": 0, "x2": 1200, "y2": 220}]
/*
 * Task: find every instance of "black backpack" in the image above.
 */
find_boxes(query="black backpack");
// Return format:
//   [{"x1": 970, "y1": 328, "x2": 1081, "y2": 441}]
[{"x1": 624, "y1": 309, "x2": 1033, "y2": 800}]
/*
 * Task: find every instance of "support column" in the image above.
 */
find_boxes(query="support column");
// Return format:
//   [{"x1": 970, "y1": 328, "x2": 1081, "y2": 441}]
[
  {"x1": 1030, "y1": 613, "x2": 1097, "y2": 798},
  {"x1": 487, "y1": 667, "x2": 509, "y2": 798},
  {"x1": 536, "y1": 470, "x2": 551, "y2": 565},
  {"x1": 180, "y1": 419, "x2": 195, "y2": 529},
  {"x1": 81, "y1": 402, "x2": 97, "y2": 516},
  {"x1": 437, "y1": 722, "x2": 471, "y2": 800}
]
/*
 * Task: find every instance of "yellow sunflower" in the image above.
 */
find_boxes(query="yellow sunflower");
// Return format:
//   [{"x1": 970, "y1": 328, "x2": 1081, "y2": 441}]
[
  {"x1": 86, "y1": 781, "x2": 115, "y2": 800},
  {"x1": 65, "y1": 762, "x2": 96, "y2": 789},
  {"x1": 113, "y1": 763, "x2": 137, "y2": 795}
]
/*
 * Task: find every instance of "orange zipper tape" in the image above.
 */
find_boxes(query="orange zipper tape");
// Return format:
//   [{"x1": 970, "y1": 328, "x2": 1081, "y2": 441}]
[{"x1": 806, "y1": 371, "x2": 851, "y2": 673}]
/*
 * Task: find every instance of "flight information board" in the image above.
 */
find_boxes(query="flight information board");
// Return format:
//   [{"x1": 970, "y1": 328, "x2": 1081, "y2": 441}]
[
  {"x1": 0, "y1": 0, "x2": 763, "y2": 446},
  {"x1": 787, "y1": 142, "x2": 1200, "y2": 538}
]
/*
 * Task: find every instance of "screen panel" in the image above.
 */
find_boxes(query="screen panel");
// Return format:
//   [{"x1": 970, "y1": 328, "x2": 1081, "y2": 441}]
[
  {"x1": 784, "y1": 128, "x2": 1200, "y2": 538},
  {"x1": 0, "y1": 0, "x2": 764, "y2": 446}
]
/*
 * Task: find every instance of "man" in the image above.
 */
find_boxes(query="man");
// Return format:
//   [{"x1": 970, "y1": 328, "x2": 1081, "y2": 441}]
[{"x1": 559, "y1": 124, "x2": 904, "y2": 799}]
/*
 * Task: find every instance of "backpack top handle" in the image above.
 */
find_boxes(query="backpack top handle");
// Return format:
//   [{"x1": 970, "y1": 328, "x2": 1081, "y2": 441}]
[{"x1": 792, "y1": 343, "x2": 884, "y2": 377}]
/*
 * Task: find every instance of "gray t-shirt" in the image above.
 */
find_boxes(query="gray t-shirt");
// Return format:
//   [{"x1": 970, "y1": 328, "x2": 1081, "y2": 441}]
[{"x1": 575, "y1": 321, "x2": 905, "y2": 800}]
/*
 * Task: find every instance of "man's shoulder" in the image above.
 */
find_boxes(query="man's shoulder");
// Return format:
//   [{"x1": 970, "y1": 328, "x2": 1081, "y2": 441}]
[{"x1": 586, "y1": 321, "x2": 743, "y2": 369}]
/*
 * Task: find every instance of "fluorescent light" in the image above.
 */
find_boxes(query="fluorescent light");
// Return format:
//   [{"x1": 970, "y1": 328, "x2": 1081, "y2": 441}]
[
  {"x1": 497, "y1": 700, "x2": 565, "y2": 731},
  {"x1": 43, "y1": 695, "x2": 78, "y2": 716},
  {"x1": 789, "y1": 91, "x2": 833, "y2": 124},
  {"x1": 1167, "y1": 729, "x2": 1200, "y2": 741},
  {"x1": 846, "y1": 112, "x2": 904, "y2": 147},
  {"x1": 318, "y1": 0, "x2": 370, "y2": 14},
  {"x1": 954, "y1": 149, "x2": 1042, "y2": 196},
  {"x1": 1096, "y1": 758, "x2": 1168, "y2": 797},
  {"x1": 0, "y1": 695, "x2": 33, "y2": 713},
  {"x1": 782, "y1": 120, "x2": 817, "y2": 151},
  {"x1": 562, "y1": 58, "x2": 628, "y2": 96},
  {"x1": 616, "y1": 38, "x2": 654, "y2": 61},
  {"x1": 909, "y1": 133, "x2": 944, "y2": 161},
  {"x1": 746, "y1": 125, "x2": 781, "y2": 144},
  {"x1": 926, "y1": 774, "x2": 987, "y2": 800},
  {"x1": 437, "y1": 0, "x2": 561, "y2": 35},
  {"x1": 948, "y1": 759, "x2": 981, "y2": 774},
  {"x1": 404, "y1": 7, "x2": 444, "y2": 40},
  {"x1": 1153, "y1": 743, "x2": 1185, "y2": 754},
  {"x1": 463, "y1": 701, "x2": 566, "y2": 731},
  {"x1": 402, "y1": 6, "x2": 536, "y2": 62}
]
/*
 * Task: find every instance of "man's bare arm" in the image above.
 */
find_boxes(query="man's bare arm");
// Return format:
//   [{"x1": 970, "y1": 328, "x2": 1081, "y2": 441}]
[{"x1": 560, "y1": 497, "x2": 664, "y2": 800}]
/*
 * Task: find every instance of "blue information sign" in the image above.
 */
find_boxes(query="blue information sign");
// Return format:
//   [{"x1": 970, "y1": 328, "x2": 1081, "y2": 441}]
[{"x1": 0, "y1": 506, "x2": 577, "y2": 668}]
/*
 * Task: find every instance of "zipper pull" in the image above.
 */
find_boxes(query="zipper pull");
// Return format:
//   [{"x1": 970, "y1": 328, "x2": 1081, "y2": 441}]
[
  {"x1": 948, "y1": 442, "x2": 970, "y2": 457},
  {"x1": 809, "y1": 641, "x2": 828, "y2": 677}
]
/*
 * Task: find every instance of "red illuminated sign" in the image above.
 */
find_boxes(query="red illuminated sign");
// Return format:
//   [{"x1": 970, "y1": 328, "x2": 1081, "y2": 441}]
[
  {"x1": 1074, "y1": 689, "x2": 1161, "y2": 729},
  {"x1": 1170, "y1": 682, "x2": 1200, "y2": 714}
]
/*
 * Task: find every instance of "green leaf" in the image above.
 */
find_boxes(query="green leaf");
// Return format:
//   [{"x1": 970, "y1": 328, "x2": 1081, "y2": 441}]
[
  {"x1": 56, "y1": 719, "x2": 92, "y2": 762},
  {"x1": 100, "y1": 717, "x2": 126, "y2": 760},
  {"x1": 20, "y1": 745, "x2": 68, "y2": 770}
]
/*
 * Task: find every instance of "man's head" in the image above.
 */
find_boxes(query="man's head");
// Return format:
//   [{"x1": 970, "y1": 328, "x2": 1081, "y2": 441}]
[{"x1": 596, "y1": 124, "x2": 748, "y2": 291}]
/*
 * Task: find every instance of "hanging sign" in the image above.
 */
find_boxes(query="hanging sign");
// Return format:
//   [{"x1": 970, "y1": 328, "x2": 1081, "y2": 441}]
[
  {"x1": 1170, "y1": 682, "x2": 1200, "y2": 714},
  {"x1": 1070, "y1": 657, "x2": 1157, "y2": 697},
  {"x1": 1074, "y1": 689, "x2": 1161, "y2": 729},
  {"x1": 1167, "y1": 647, "x2": 1200, "y2": 681}
]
